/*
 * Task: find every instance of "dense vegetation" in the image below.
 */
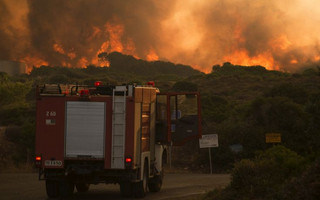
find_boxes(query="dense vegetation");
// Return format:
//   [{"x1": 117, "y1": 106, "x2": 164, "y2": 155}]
[
  {"x1": 203, "y1": 146, "x2": 320, "y2": 200},
  {"x1": 194, "y1": 63, "x2": 320, "y2": 169},
  {"x1": 0, "y1": 52, "x2": 319, "y2": 198}
]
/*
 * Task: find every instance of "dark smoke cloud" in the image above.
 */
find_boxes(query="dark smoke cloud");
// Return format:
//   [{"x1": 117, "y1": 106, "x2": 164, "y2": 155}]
[
  {"x1": 26, "y1": 0, "x2": 173, "y2": 66},
  {"x1": 0, "y1": 1, "x2": 12, "y2": 59},
  {"x1": 0, "y1": 0, "x2": 29, "y2": 60},
  {"x1": 0, "y1": 0, "x2": 320, "y2": 72},
  {"x1": 0, "y1": 0, "x2": 33, "y2": 67}
]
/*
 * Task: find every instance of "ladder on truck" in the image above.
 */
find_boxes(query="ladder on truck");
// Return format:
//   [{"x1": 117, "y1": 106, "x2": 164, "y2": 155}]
[{"x1": 111, "y1": 86, "x2": 127, "y2": 169}]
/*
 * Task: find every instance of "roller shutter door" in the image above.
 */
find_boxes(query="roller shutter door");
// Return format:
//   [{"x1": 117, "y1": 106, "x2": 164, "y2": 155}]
[{"x1": 65, "y1": 101, "x2": 105, "y2": 158}]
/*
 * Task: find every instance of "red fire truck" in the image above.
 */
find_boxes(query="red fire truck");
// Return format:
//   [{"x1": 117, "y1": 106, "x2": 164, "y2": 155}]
[{"x1": 35, "y1": 82, "x2": 201, "y2": 198}]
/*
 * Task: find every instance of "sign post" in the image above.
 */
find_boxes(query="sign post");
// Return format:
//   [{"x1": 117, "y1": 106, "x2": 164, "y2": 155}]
[
  {"x1": 208, "y1": 147, "x2": 212, "y2": 174},
  {"x1": 199, "y1": 134, "x2": 219, "y2": 174}
]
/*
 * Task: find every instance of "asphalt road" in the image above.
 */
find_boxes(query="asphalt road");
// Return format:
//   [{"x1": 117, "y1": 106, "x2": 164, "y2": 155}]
[{"x1": 0, "y1": 173, "x2": 230, "y2": 200}]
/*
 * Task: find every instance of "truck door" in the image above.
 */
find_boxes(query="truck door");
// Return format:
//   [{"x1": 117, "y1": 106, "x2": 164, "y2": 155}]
[{"x1": 156, "y1": 92, "x2": 201, "y2": 145}]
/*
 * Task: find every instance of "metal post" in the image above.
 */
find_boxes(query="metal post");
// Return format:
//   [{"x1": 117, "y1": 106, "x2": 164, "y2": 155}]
[
  {"x1": 169, "y1": 142, "x2": 173, "y2": 169},
  {"x1": 209, "y1": 147, "x2": 212, "y2": 174}
]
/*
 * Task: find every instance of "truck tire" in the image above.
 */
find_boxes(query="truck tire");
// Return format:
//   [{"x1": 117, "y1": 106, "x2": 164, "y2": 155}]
[
  {"x1": 59, "y1": 181, "x2": 74, "y2": 197},
  {"x1": 76, "y1": 183, "x2": 90, "y2": 192},
  {"x1": 46, "y1": 180, "x2": 59, "y2": 198},
  {"x1": 148, "y1": 170, "x2": 163, "y2": 192},
  {"x1": 120, "y1": 182, "x2": 133, "y2": 197},
  {"x1": 134, "y1": 162, "x2": 148, "y2": 198},
  {"x1": 149, "y1": 152, "x2": 165, "y2": 192}
]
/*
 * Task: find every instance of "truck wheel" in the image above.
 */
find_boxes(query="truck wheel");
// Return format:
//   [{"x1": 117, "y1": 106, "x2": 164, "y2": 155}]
[
  {"x1": 148, "y1": 170, "x2": 163, "y2": 192},
  {"x1": 134, "y1": 163, "x2": 148, "y2": 198},
  {"x1": 76, "y1": 183, "x2": 90, "y2": 192},
  {"x1": 149, "y1": 153, "x2": 165, "y2": 192},
  {"x1": 46, "y1": 180, "x2": 59, "y2": 198},
  {"x1": 120, "y1": 182, "x2": 133, "y2": 197},
  {"x1": 59, "y1": 181, "x2": 74, "y2": 197}
]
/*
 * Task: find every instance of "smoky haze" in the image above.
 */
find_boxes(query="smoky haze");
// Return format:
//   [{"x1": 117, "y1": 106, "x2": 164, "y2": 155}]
[{"x1": 0, "y1": 0, "x2": 320, "y2": 72}]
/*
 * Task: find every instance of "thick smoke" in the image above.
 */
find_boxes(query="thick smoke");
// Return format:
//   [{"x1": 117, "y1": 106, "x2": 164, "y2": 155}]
[
  {"x1": 25, "y1": 0, "x2": 173, "y2": 67},
  {"x1": 0, "y1": 0, "x2": 30, "y2": 60},
  {"x1": 0, "y1": 0, "x2": 320, "y2": 72},
  {"x1": 159, "y1": 0, "x2": 320, "y2": 71}
]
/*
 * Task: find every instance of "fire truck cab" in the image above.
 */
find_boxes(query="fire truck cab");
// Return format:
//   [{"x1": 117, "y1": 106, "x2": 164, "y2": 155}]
[{"x1": 35, "y1": 82, "x2": 201, "y2": 198}]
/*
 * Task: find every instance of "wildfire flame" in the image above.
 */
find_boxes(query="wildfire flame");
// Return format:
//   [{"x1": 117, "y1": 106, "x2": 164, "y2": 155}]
[
  {"x1": 224, "y1": 50, "x2": 279, "y2": 71},
  {"x1": 19, "y1": 16, "x2": 320, "y2": 74},
  {"x1": 90, "y1": 21, "x2": 139, "y2": 68},
  {"x1": 67, "y1": 52, "x2": 76, "y2": 60},
  {"x1": 223, "y1": 22, "x2": 282, "y2": 71},
  {"x1": 78, "y1": 57, "x2": 89, "y2": 68},
  {"x1": 53, "y1": 43, "x2": 65, "y2": 55},
  {"x1": 20, "y1": 56, "x2": 49, "y2": 73},
  {"x1": 4, "y1": 0, "x2": 320, "y2": 74},
  {"x1": 193, "y1": 64, "x2": 211, "y2": 74},
  {"x1": 270, "y1": 35, "x2": 292, "y2": 51},
  {"x1": 146, "y1": 49, "x2": 159, "y2": 61}
]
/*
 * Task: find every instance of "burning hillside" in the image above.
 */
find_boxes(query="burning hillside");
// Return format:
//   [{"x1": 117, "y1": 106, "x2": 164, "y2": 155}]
[{"x1": 0, "y1": 0, "x2": 320, "y2": 73}]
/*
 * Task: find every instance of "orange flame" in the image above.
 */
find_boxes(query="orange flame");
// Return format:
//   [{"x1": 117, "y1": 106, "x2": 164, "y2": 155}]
[
  {"x1": 53, "y1": 43, "x2": 65, "y2": 54},
  {"x1": 146, "y1": 49, "x2": 159, "y2": 61},
  {"x1": 223, "y1": 21, "x2": 283, "y2": 71},
  {"x1": 224, "y1": 50, "x2": 279, "y2": 70},
  {"x1": 314, "y1": 55, "x2": 320, "y2": 61},
  {"x1": 192, "y1": 64, "x2": 210, "y2": 73},
  {"x1": 67, "y1": 52, "x2": 76, "y2": 60},
  {"x1": 105, "y1": 22, "x2": 124, "y2": 53},
  {"x1": 97, "y1": 41, "x2": 110, "y2": 55},
  {"x1": 270, "y1": 35, "x2": 292, "y2": 50},
  {"x1": 53, "y1": 43, "x2": 77, "y2": 65},
  {"x1": 290, "y1": 59, "x2": 298, "y2": 64},
  {"x1": 20, "y1": 56, "x2": 49, "y2": 73},
  {"x1": 89, "y1": 20, "x2": 139, "y2": 68},
  {"x1": 78, "y1": 57, "x2": 88, "y2": 68},
  {"x1": 88, "y1": 26, "x2": 102, "y2": 41},
  {"x1": 61, "y1": 61, "x2": 71, "y2": 67}
]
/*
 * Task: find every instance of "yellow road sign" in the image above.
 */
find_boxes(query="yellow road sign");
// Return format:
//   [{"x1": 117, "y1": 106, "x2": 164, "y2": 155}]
[{"x1": 266, "y1": 133, "x2": 281, "y2": 143}]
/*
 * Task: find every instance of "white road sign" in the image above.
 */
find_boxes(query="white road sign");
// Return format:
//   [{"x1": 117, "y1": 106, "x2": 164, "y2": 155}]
[{"x1": 199, "y1": 134, "x2": 219, "y2": 148}]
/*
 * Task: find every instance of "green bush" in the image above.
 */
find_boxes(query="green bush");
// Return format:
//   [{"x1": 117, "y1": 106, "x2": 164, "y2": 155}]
[
  {"x1": 48, "y1": 74, "x2": 69, "y2": 84},
  {"x1": 202, "y1": 95, "x2": 230, "y2": 123},
  {"x1": 203, "y1": 146, "x2": 307, "y2": 200},
  {"x1": 0, "y1": 80, "x2": 32, "y2": 106},
  {"x1": 203, "y1": 186, "x2": 236, "y2": 200},
  {"x1": 171, "y1": 81, "x2": 198, "y2": 92},
  {"x1": 275, "y1": 159, "x2": 320, "y2": 200},
  {"x1": 230, "y1": 146, "x2": 305, "y2": 199}
]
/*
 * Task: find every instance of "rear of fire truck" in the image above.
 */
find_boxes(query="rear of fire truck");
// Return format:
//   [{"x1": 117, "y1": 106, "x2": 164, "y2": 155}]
[{"x1": 34, "y1": 82, "x2": 201, "y2": 198}]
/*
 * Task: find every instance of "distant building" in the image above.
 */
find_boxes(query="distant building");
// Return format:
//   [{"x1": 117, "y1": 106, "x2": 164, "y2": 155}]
[{"x1": 0, "y1": 60, "x2": 27, "y2": 75}]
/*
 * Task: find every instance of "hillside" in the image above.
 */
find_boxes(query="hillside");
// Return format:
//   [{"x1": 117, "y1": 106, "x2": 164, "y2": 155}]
[
  {"x1": 1, "y1": 60, "x2": 320, "y2": 173},
  {"x1": 107, "y1": 52, "x2": 202, "y2": 77},
  {"x1": 29, "y1": 52, "x2": 202, "y2": 90},
  {"x1": 172, "y1": 62, "x2": 320, "y2": 171}
]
